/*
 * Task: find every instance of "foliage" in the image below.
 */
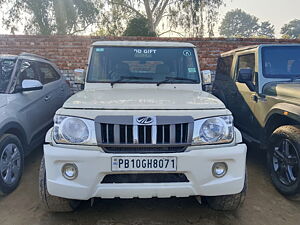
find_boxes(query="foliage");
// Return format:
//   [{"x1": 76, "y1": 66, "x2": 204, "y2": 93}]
[
  {"x1": 219, "y1": 9, "x2": 275, "y2": 38},
  {"x1": 123, "y1": 16, "x2": 156, "y2": 36},
  {"x1": 257, "y1": 21, "x2": 275, "y2": 38},
  {"x1": 0, "y1": 0, "x2": 99, "y2": 35},
  {"x1": 281, "y1": 19, "x2": 300, "y2": 39},
  {"x1": 97, "y1": 0, "x2": 225, "y2": 37},
  {"x1": 219, "y1": 9, "x2": 259, "y2": 38}
]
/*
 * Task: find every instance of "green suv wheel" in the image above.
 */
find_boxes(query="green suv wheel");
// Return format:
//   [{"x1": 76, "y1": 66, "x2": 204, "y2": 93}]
[
  {"x1": 0, "y1": 134, "x2": 24, "y2": 195},
  {"x1": 268, "y1": 125, "x2": 300, "y2": 196}
]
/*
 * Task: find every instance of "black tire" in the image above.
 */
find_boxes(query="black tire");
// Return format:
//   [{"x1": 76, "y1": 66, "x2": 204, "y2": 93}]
[
  {"x1": 0, "y1": 134, "x2": 24, "y2": 195},
  {"x1": 206, "y1": 172, "x2": 247, "y2": 211},
  {"x1": 268, "y1": 125, "x2": 300, "y2": 196},
  {"x1": 39, "y1": 158, "x2": 80, "y2": 212}
]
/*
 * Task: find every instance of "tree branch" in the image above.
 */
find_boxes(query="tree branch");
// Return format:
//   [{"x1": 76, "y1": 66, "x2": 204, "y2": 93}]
[
  {"x1": 143, "y1": 0, "x2": 154, "y2": 32},
  {"x1": 153, "y1": 0, "x2": 169, "y2": 29},
  {"x1": 158, "y1": 29, "x2": 183, "y2": 37},
  {"x1": 108, "y1": 1, "x2": 144, "y2": 17},
  {"x1": 151, "y1": 0, "x2": 159, "y2": 13},
  {"x1": 69, "y1": 23, "x2": 90, "y2": 35}
]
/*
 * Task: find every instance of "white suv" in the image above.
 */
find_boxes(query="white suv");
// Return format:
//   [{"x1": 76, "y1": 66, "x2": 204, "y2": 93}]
[{"x1": 40, "y1": 41, "x2": 247, "y2": 212}]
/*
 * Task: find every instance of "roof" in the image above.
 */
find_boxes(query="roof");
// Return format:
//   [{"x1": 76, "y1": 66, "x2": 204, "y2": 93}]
[
  {"x1": 92, "y1": 41, "x2": 195, "y2": 48},
  {"x1": 0, "y1": 54, "x2": 17, "y2": 59},
  {"x1": 19, "y1": 52, "x2": 51, "y2": 61},
  {"x1": 221, "y1": 43, "x2": 300, "y2": 56},
  {"x1": 221, "y1": 45, "x2": 258, "y2": 56},
  {"x1": 0, "y1": 53, "x2": 51, "y2": 62}
]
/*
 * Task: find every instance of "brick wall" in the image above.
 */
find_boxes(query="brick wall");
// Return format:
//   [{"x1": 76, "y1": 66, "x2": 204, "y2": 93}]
[{"x1": 1, "y1": 35, "x2": 300, "y2": 91}]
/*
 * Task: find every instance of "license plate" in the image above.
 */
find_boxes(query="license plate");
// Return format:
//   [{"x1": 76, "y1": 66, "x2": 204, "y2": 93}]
[{"x1": 111, "y1": 156, "x2": 177, "y2": 172}]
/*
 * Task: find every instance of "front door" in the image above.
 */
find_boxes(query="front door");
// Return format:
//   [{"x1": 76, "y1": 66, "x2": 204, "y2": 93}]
[
  {"x1": 232, "y1": 53, "x2": 260, "y2": 139},
  {"x1": 13, "y1": 60, "x2": 49, "y2": 143}
]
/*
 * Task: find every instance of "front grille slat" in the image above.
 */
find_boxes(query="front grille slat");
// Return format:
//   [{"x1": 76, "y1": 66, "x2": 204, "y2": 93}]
[
  {"x1": 96, "y1": 116, "x2": 193, "y2": 153},
  {"x1": 114, "y1": 125, "x2": 120, "y2": 144},
  {"x1": 125, "y1": 125, "x2": 128, "y2": 144},
  {"x1": 101, "y1": 173, "x2": 189, "y2": 183}
]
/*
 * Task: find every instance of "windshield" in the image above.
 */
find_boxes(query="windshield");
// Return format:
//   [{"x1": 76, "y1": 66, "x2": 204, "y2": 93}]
[
  {"x1": 87, "y1": 46, "x2": 200, "y2": 84},
  {"x1": 0, "y1": 59, "x2": 16, "y2": 93},
  {"x1": 262, "y1": 46, "x2": 300, "y2": 79}
]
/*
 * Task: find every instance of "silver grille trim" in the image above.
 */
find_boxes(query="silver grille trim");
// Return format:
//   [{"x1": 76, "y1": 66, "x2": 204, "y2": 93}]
[{"x1": 95, "y1": 116, "x2": 194, "y2": 151}]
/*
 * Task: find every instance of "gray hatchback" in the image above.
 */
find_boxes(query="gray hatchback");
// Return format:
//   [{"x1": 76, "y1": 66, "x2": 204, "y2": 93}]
[{"x1": 0, "y1": 53, "x2": 71, "y2": 194}]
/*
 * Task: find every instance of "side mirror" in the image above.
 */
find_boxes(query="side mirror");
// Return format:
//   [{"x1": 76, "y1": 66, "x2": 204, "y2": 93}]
[
  {"x1": 19, "y1": 79, "x2": 43, "y2": 92},
  {"x1": 237, "y1": 68, "x2": 255, "y2": 91},
  {"x1": 74, "y1": 69, "x2": 86, "y2": 84},
  {"x1": 201, "y1": 70, "x2": 212, "y2": 85}
]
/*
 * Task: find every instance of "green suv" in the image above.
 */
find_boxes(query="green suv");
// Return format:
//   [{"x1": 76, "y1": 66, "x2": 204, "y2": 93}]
[{"x1": 213, "y1": 44, "x2": 300, "y2": 196}]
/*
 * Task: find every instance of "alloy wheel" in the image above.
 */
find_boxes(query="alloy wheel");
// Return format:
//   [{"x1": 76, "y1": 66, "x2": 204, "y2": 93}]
[
  {"x1": 272, "y1": 139, "x2": 299, "y2": 186},
  {"x1": 0, "y1": 143, "x2": 21, "y2": 185}
]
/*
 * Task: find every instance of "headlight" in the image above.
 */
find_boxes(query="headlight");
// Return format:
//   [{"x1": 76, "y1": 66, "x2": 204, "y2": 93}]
[
  {"x1": 192, "y1": 115, "x2": 234, "y2": 145},
  {"x1": 53, "y1": 115, "x2": 97, "y2": 145}
]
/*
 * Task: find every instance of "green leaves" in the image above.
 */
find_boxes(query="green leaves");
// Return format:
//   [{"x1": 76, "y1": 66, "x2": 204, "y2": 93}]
[
  {"x1": 281, "y1": 19, "x2": 300, "y2": 39},
  {"x1": 0, "y1": 0, "x2": 99, "y2": 35},
  {"x1": 123, "y1": 16, "x2": 156, "y2": 36},
  {"x1": 219, "y1": 9, "x2": 275, "y2": 38},
  {"x1": 97, "y1": 0, "x2": 225, "y2": 37}
]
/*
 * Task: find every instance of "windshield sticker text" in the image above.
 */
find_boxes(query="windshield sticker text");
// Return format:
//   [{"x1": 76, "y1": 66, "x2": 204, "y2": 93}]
[
  {"x1": 188, "y1": 68, "x2": 196, "y2": 73},
  {"x1": 183, "y1": 50, "x2": 192, "y2": 57}
]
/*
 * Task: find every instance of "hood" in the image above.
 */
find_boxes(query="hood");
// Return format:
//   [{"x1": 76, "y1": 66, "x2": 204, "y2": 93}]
[
  {"x1": 0, "y1": 95, "x2": 8, "y2": 108},
  {"x1": 63, "y1": 88, "x2": 225, "y2": 110},
  {"x1": 264, "y1": 82, "x2": 300, "y2": 103}
]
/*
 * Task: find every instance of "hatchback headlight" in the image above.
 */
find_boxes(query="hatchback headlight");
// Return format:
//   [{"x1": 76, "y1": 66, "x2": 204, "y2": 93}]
[
  {"x1": 192, "y1": 115, "x2": 234, "y2": 145},
  {"x1": 53, "y1": 115, "x2": 97, "y2": 145}
]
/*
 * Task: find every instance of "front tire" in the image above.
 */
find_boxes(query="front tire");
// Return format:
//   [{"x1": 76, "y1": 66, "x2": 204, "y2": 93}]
[
  {"x1": 0, "y1": 134, "x2": 24, "y2": 195},
  {"x1": 205, "y1": 172, "x2": 247, "y2": 211},
  {"x1": 268, "y1": 125, "x2": 300, "y2": 196},
  {"x1": 39, "y1": 158, "x2": 80, "y2": 212}
]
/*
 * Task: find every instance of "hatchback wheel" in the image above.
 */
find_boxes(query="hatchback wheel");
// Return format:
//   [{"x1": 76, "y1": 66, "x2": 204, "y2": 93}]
[
  {"x1": 0, "y1": 134, "x2": 24, "y2": 195},
  {"x1": 268, "y1": 125, "x2": 300, "y2": 196}
]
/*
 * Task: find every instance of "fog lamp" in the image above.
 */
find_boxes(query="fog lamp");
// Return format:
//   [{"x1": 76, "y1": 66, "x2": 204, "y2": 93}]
[
  {"x1": 62, "y1": 163, "x2": 78, "y2": 180},
  {"x1": 212, "y1": 162, "x2": 227, "y2": 178}
]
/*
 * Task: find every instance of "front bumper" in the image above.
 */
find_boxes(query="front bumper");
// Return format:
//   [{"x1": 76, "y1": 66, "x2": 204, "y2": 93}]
[{"x1": 44, "y1": 144, "x2": 247, "y2": 200}]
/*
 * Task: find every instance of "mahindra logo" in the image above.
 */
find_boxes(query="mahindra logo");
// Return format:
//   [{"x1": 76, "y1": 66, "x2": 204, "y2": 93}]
[{"x1": 136, "y1": 116, "x2": 153, "y2": 125}]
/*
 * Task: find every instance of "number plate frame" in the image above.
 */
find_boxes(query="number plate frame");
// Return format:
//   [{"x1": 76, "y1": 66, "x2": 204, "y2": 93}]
[{"x1": 111, "y1": 156, "x2": 177, "y2": 172}]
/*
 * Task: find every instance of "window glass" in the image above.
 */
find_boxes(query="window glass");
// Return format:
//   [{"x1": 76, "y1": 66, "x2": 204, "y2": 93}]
[
  {"x1": 216, "y1": 56, "x2": 233, "y2": 76},
  {"x1": 87, "y1": 47, "x2": 200, "y2": 84},
  {"x1": 262, "y1": 46, "x2": 300, "y2": 78},
  {"x1": 237, "y1": 54, "x2": 255, "y2": 72},
  {"x1": 0, "y1": 59, "x2": 16, "y2": 93},
  {"x1": 17, "y1": 60, "x2": 39, "y2": 86},
  {"x1": 37, "y1": 62, "x2": 60, "y2": 84}
]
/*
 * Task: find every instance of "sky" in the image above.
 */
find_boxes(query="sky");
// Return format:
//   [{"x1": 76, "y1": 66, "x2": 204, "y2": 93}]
[
  {"x1": 218, "y1": 0, "x2": 300, "y2": 37},
  {"x1": 0, "y1": 0, "x2": 300, "y2": 37}
]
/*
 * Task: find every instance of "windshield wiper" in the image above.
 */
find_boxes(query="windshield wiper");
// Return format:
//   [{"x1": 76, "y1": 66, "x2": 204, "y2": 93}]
[
  {"x1": 156, "y1": 76, "x2": 198, "y2": 86},
  {"x1": 110, "y1": 76, "x2": 153, "y2": 87},
  {"x1": 291, "y1": 75, "x2": 300, "y2": 82}
]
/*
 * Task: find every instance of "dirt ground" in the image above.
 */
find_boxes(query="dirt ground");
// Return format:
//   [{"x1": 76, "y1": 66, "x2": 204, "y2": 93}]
[{"x1": 0, "y1": 145, "x2": 300, "y2": 225}]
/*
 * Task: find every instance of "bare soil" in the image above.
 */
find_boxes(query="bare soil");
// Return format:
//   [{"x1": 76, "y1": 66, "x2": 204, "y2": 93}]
[{"x1": 0, "y1": 145, "x2": 299, "y2": 225}]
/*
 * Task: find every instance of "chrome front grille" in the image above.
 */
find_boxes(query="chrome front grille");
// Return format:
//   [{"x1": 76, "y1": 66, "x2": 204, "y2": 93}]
[{"x1": 95, "y1": 116, "x2": 193, "y2": 153}]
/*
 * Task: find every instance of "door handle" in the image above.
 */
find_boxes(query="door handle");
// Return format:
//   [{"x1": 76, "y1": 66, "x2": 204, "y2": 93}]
[
  {"x1": 251, "y1": 94, "x2": 266, "y2": 103},
  {"x1": 44, "y1": 95, "x2": 51, "y2": 101},
  {"x1": 250, "y1": 94, "x2": 258, "y2": 102}
]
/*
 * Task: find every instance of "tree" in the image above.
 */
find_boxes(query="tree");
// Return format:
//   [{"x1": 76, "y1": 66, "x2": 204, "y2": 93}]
[
  {"x1": 257, "y1": 21, "x2": 275, "y2": 38},
  {"x1": 219, "y1": 9, "x2": 259, "y2": 38},
  {"x1": 98, "y1": 0, "x2": 224, "y2": 37},
  {"x1": 0, "y1": 0, "x2": 99, "y2": 35},
  {"x1": 281, "y1": 19, "x2": 300, "y2": 39},
  {"x1": 123, "y1": 16, "x2": 156, "y2": 36}
]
